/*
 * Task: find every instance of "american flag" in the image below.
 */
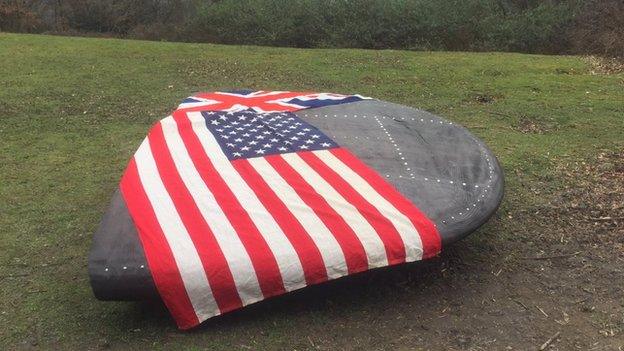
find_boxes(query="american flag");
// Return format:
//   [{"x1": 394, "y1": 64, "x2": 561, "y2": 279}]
[{"x1": 120, "y1": 91, "x2": 440, "y2": 329}]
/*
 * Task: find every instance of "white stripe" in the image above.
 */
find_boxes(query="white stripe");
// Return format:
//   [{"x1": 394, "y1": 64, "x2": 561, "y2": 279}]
[
  {"x1": 314, "y1": 150, "x2": 423, "y2": 261},
  {"x1": 157, "y1": 117, "x2": 263, "y2": 306},
  {"x1": 178, "y1": 101, "x2": 217, "y2": 109},
  {"x1": 281, "y1": 153, "x2": 389, "y2": 268},
  {"x1": 248, "y1": 156, "x2": 348, "y2": 279},
  {"x1": 215, "y1": 90, "x2": 287, "y2": 98},
  {"x1": 183, "y1": 112, "x2": 307, "y2": 292},
  {"x1": 134, "y1": 139, "x2": 218, "y2": 320}
]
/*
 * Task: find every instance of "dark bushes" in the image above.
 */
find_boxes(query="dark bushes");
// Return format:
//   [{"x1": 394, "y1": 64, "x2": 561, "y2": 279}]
[
  {"x1": 57, "y1": 0, "x2": 190, "y2": 39},
  {"x1": 190, "y1": 0, "x2": 583, "y2": 53},
  {"x1": 0, "y1": 1, "x2": 42, "y2": 33},
  {"x1": 569, "y1": 0, "x2": 624, "y2": 58},
  {"x1": 1, "y1": 0, "x2": 622, "y2": 57}
]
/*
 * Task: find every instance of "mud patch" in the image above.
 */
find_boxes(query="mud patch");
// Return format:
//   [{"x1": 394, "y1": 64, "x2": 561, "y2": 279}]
[
  {"x1": 472, "y1": 93, "x2": 499, "y2": 104},
  {"x1": 513, "y1": 115, "x2": 556, "y2": 134}
]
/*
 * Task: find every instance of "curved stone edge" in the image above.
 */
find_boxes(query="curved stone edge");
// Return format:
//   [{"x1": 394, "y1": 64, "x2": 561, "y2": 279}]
[{"x1": 88, "y1": 188, "x2": 158, "y2": 300}]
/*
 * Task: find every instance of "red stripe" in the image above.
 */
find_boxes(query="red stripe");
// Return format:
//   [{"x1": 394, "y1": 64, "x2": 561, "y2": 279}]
[
  {"x1": 265, "y1": 154, "x2": 369, "y2": 274},
  {"x1": 233, "y1": 159, "x2": 329, "y2": 285},
  {"x1": 173, "y1": 112, "x2": 286, "y2": 297},
  {"x1": 299, "y1": 151, "x2": 407, "y2": 265},
  {"x1": 330, "y1": 148, "x2": 441, "y2": 258},
  {"x1": 120, "y1": 158, "x2": 199, "y2": 329},
  {"x1": 148, "y1": 123, "x2": 243, "y2": 313},
  {"x1": 181, "y1": 91, "x2": 310, "y2": 112}
]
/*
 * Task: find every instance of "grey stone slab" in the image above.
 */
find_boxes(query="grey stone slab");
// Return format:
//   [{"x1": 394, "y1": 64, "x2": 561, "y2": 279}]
[{"x1": 296, "y1": 99, "x2": 503, "y2": 245}]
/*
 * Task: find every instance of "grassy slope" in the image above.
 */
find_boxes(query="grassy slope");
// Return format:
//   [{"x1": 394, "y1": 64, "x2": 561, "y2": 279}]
[{"x1": 0, "y1": 33, "x2": 622, "y2": 350}]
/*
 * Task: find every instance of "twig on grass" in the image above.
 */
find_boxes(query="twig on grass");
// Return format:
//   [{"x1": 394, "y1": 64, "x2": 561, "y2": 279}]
[
  {"x1": 488, "y1": 111, "x2": 513, "y2": 118},
  {"x1": 536, "y1": 306, "x2": 549, "y2": 317},
  {"x1": 589, "y1": 216, "x2": 623, "y2": 221},
  {"x1": 574, "y1": 297, "x2": 590, "y2": 304},
  {"x1": 538, "y1": 331, "x2": 560, "y2": 350},
  {"x1": 520, "y1": 252, "x2": 581, "y2": 260},
  {"x1": 0, "y1": 273, "x2": 30, "y2": 280},
  {"x1": 26, "y1": 289, "x2": 47, "y2": 294},
  {"x1": 513, "y1": 299, "x2": 529, "y2": 310}
]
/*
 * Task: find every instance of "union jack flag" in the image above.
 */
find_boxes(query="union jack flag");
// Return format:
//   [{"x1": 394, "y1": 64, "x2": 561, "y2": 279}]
[
  {"x1": 178, "y1": 90, "x2": 370, "y2": 113},
  {"x1": 120, "y1": 91, "x2": 440, "y2": 329}
]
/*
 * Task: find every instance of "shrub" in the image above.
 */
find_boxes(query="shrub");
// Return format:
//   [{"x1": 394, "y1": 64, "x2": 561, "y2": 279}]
[
  {"x1": 0, "y1": 2, "x2": 43, "y2": 33},
  {"x1": 3, "y1": 0, "x2": 622, "y2": 58},
  {"x1": 569, "y1": 0, "x2": 624, "y2": 58},
  {"x1": 190, "y1": 0, "x2": 583, "y2": 53},
  {"x1": 482, "y1": 1, "x2": 581, "y2": 54}
]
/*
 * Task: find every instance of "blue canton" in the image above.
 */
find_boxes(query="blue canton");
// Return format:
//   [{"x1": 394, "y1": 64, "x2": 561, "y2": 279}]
[{"x1": 202, "y1": 110, "x2": 338, "y2": 161}]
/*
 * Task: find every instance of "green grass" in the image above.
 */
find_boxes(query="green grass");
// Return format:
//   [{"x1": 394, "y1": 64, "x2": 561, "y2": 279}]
[{"x1": 0, "y1": 33, "x2": 622, "y2": 350}]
